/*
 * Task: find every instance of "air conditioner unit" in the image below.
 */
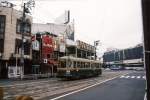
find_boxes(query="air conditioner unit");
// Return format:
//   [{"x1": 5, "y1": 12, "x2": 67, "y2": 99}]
[{"x1": 43, "y1": 59, "x2": 47, "y2": 63}]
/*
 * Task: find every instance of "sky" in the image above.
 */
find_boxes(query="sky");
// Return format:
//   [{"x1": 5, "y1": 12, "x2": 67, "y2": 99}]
[{"x1": 10, "y1": 0, "x2": 143, "y2": 56}]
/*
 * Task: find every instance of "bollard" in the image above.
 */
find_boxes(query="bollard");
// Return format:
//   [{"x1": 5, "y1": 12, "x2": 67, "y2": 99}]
[
  {"x1": 0, "y1": 87, "x2": 4, "y2": 100},
  {"x1": 15, "y1": 95, "x2": 34, "y2": 100}
]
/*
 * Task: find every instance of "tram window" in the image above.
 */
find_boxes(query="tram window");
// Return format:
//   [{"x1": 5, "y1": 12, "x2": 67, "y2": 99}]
[
  {"x1": 96, "y1": 63, "x2": 99, "y2": 68},
  {"x1": 60, "y1": 61, "x2": 66, "y2": 68},
  {"x1": 83, "y1": 62, "x2": 85, "y2": 68},
  {"x1": 70, "y1": 61, "x2": 73, "y2": 68},
  {"x1": 81, "y1": 62, "x2": 83, "y2": 68},
  {"x1": 99, "y1": 64, "x2": 101, "y2": 68},
  {"x1": 85, "y1": 63, "x2": 88, "y2": 68},
  {"x1": 87, "y1": 63, "x2": 90, "y2": 68},
  {"x1": 74, "y1": 61, "x2": 77, "y2": 68},
  {"x1": 81, "y1": 62, "x2": 82, "y2": 68},
  {"x1": 94, "y1": 63, "x2": 96, "y2": 68},
  {"x1": 91, "y1": 63, "x2": 93, "y2": 68},
  {"x1": 95, "y1": 63, "x2": 97, "y2": 68},
  {"x1": 66, "y1": 60, "x2": 72, "y2": 67},
  {"x1": 77, "y1": 62, "x2": 80, "y2": 68},
  {"x1": 92, "y1": 63, "x2": 95, "y2": 68}
]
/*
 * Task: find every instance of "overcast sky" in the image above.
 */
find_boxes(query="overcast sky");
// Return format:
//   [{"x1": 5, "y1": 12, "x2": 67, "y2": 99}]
[{"x1": 11, "y1": 0, "x2": 143, "y2": 55}]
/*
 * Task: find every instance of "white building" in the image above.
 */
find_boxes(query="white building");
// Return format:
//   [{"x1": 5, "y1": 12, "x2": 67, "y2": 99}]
[{"x1": 0, "y1": 2, "x2": 32, "y2": 78}]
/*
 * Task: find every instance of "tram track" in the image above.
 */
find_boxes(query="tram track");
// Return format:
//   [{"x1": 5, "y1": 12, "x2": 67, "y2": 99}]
[{"x1": 3, "y1": 70, "x2": 131, "y2": 100}]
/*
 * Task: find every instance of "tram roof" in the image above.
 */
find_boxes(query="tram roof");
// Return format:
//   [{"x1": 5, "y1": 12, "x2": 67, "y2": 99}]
[{"x1": 60, "y1": 56, "x2": 101, "y2": 63}]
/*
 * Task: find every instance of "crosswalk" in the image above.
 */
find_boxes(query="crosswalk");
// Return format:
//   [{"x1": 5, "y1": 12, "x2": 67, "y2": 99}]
[{"x1": 120, "y1": 75, "x2": 146, "y2": 79}]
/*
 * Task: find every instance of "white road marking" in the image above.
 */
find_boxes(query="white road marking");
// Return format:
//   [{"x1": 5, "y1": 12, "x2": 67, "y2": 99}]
[
  {"x1": 131, "y1": 76, "x2": 135, "y2": 78},
  {"x1": 120, "y1": 75, "x2": 146, "y2": 80},
  {"x1": 137, "y1": 76, "x2": 141, "y2": 79},
  {"x1": 125, "y1": 76, "x2": 130, "y2": 78},
  {"x1": 143, "y1": 76, "x2": 146, "y2": 79},
  {"x1": 50, "y1": 73, "x2": 129, "y2": 100},
  {"x1": 120, "y1": 76, "x2": 125, "y2": 78}
]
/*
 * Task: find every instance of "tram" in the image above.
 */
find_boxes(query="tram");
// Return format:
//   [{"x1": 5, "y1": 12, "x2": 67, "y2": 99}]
[{"x1": 57, "y1": 56, "x2": 102, "y2": 79}]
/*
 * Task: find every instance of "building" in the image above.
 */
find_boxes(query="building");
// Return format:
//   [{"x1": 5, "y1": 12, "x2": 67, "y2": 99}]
[
  {"x1": 32, "y1": 33, "x2": 59, "y2": 77},
  {"x1": 32, "y1": 23, "x2": 74, "y2": 40},
  {"x1": 76, "y1": 40, "x2": 95, "y2": 59},
  {"x1": 31, "y1": 36, "x2": 97, "y2": 74},
  {"x1": 103, "y1": 44, "x2": 144, "y2": 67},
  {"x1": 0, "y1": 3, "x2": 32, "y2": 78},
  {"x1": 31, "y1": 23, "x2": 73, "y2": 76}
]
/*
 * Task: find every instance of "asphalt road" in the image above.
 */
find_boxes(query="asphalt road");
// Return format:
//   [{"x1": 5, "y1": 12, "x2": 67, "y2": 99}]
[
  {"x1": 51, "y1": 71, "x2": 146, "y2": 100},
  {"x1": 2, "y1": 70, "x2": 131, "y2": 100}
]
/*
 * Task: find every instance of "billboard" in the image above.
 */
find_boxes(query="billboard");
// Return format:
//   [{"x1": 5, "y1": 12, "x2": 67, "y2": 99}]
[{"x1": 42, "y1": 35, "x2": 54, "y2": 53}]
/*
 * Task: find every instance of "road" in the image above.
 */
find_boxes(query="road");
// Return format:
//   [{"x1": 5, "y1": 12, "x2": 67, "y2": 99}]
[
  {"x1": 50, "y1": 71, "x2": 146, "y2": 100},
  {"x1": 1, "y1": 70, "x2": 145, "y2": 100}
]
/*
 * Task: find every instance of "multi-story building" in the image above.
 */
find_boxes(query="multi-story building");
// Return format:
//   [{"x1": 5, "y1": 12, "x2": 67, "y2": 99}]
[
  {"x1": 32, "y1": 23, "x2": 74, "y2": 40},
  {"x1": 32, "y1": 33, "x2": 59, "y2": 76},
  {"x1": 103, "y1": 44, "x2": 144, "y2": 67},
  {"x1": 0, "y1": 3, "x2": 32, "y2": 78},
  {"x1": 76, "y1": 40, "x2": 95, "y2": 59}
]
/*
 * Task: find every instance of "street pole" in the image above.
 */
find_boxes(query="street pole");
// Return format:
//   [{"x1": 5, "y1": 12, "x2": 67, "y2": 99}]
[
  {"x1": 94, "y1": 41, "x2": 96, "y2": 60},
  {"x1": 20, "y1": 0, "x2": 35, "y2": 80},
  {"x1": 142, "y1": 0, "x2": 150, "y2": 99},
  {"x1": 20, "y1": 3, "x2": 26, "y2": 80},
  {"x1": 94, "y1": 40, "x2": 100, "y2": 60}
]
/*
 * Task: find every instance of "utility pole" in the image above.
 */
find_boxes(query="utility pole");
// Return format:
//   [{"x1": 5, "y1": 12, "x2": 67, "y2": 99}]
[
  {"x1": 20, "y1": 0, "x2": 35, "y2": 79},
  {"x1": 94, "y1": 40, "x2": 100, "y2": 60},
  {"x1": 142, "y1": 0, "x2": 150, "y2": 100}
]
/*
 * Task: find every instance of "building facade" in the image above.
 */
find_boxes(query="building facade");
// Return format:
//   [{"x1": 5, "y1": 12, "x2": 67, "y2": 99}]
[
  {"x1": 32, "y1": 23, "x2": 74, "y2": 40},
  {"x1": 103, "y1": 44, "x2": 144, "y2": 67},
  {"x1": 0, "y1": 4, "x2": 32, "y2": 78},
  {"x1": 32, "y1": 33, "x2": 59, "y2": 77}
]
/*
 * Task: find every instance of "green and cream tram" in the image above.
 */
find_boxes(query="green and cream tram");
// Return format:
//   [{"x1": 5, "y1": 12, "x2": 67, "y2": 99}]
[{"x1": 57, "y1": 56, "x2": 102, "y2": 79}]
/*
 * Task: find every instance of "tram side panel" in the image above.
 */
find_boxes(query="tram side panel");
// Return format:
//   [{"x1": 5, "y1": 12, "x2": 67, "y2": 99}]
[{"x1": 57, "y1": 57, "x2": 102, "y2": 79}]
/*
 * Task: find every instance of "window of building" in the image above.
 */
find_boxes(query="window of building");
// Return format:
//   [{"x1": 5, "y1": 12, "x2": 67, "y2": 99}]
[
  {"x1": 15, "y1": 39, "x2": 30, "y2": 55},
  {"x1": 16, "y1": 19, "x2": 21, "y2": 34},
  {"x1": 0, "y1": 39, "x2": 4, "y2": 53},
  {"x1": 24, "y1": 41, "x2": 31, "y2": 55},
  {"x1": 16, "y1": 19, "x2": 31, "y2": 35},
  {"x1": 0, "y1": 15, "x2": 6, "y2": 36},
  {"x1": 47, "y1": 54, "x2": 51, "y2": 58},
  {"x1": 15, "y1": 39, "x2": 22, "y2": 54},
  {"x1": 0, "y1": 15, "x2": 5, "y2": 53},
  {"x1": 25, "y1": 22, "x2": 31, "y2": 34}
]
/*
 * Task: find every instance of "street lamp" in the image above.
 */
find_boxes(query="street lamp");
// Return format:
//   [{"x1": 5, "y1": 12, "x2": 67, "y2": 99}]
[{"x1": 20, "y1": 0, "x2": 35, "y2": 79}]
